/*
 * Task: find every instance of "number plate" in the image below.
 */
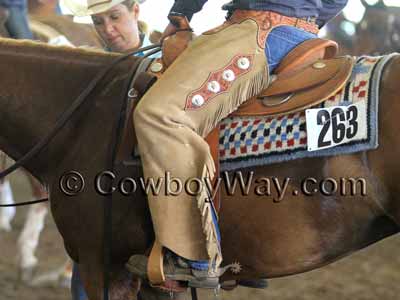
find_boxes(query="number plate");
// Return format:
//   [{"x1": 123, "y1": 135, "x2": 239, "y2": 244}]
[{"x1": 306, "y1": 101, "x2": 367, "y2": 151}]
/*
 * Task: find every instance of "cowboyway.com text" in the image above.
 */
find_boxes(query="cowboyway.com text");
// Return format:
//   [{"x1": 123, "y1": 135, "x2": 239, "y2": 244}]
[{"x1": 59, "y1": 170, "x2": 367, "y2": 201}]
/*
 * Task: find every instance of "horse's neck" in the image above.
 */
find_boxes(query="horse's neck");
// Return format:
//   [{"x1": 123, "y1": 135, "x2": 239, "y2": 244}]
[{"x1": 0, "y1": 39, "x2": 128, "y2": 181}]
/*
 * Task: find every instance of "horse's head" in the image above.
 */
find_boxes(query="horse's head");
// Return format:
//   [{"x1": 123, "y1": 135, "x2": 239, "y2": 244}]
[{"x1": 355, "y1": 5, "x2": 400, "y2": 54}]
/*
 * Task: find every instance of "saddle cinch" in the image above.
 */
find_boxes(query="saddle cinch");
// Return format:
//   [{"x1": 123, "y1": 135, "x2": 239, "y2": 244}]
[{"x1": 121, "y1": 36, "x2": 354, "y2": 284}]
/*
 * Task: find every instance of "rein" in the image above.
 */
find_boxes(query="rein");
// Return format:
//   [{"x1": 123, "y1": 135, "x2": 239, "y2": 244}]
[
  {"x1": 102, "y1": 44, "x2": 162, "y2": 300},
  {"x1": 0, "y1": 43, "x2": 161, "y2": 207}
]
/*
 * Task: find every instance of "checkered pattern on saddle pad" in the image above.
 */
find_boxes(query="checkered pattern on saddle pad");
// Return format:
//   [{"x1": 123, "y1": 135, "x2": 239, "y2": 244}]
[{"x1": 219, "y1": 54, "x2": 396, "y2": 172}]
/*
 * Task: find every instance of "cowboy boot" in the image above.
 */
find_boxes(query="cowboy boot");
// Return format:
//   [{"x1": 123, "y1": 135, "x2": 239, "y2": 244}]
[{"x1": 126, "y1": 251, "x2": 236, "y2": 290}]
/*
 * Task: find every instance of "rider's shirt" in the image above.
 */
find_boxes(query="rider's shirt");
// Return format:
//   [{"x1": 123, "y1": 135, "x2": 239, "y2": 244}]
[
  {"x1": 170, "y1": 0, "x2": 349, "y2": 27},
  {"x1": 0, "y1": 0, "x2": 26, "y2": 9}
]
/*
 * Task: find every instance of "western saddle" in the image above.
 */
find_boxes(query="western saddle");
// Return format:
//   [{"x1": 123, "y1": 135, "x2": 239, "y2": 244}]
[{"x1": 121, "y1": 36, "x2": 354, "y2": 286}]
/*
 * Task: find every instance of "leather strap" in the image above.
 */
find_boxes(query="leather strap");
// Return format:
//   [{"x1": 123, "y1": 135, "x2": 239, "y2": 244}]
[
  {"x1": 0, "y1": 153, "x2": 5, "y2": 185},
  {"x1": 264, "y1": 56, "x2": 346, "y2": 96},
  {"x1": 229, "y1": 10, "x2": 319, "y2": 49},
  {"x1": 229, "y1": 10, "x2": 319, "y2": 35},
  {"x1": 204, "y1": 127, "x2": 221, "y2": 212},
  {"x1": 167, "y1": 13, "x2": 191, "y2": 31},
  {"x1": 162, "y1": 30, "x2": 194, "y2": 68},
  {"x1": 131, "y1": 57, "x2": 154, "y2": 88},
  {"x1": 147, "y1": 240, "x2": 166, "y2": 285}
]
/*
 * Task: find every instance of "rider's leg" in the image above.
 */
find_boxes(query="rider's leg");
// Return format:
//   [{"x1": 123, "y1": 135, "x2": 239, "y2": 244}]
[
  {"x1": 173, "y1": 24, "x2": 317, "y2": 273},
  {"x1": 132, "y1": 16, "x2": 317, "y2": 285},
  {"x1": 266, "y1": 25, "x2": 317, "y2": 73},
  {"x1": 134, "y1": 18, "x2": 270, "y2": 277}
]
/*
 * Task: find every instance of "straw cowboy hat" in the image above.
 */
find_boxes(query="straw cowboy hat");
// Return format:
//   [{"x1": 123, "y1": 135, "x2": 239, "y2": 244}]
[{"x1": 62, "y1": 0, "x2": 146, "y2": 17}]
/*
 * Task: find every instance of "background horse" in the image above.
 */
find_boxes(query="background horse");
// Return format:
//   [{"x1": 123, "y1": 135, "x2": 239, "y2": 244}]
[
  {"x1": 353, "y1": 1, "x2": 400, "y2": 55},
  {"x1": 0, "y1": 37, "x2": 399, "y2": 300},
  {"x1": 0, "y1": 0, "x2": 103, "y2": 45},
  {"x1": 325, "y1": 1, "x2": 400, "y2": 56}
]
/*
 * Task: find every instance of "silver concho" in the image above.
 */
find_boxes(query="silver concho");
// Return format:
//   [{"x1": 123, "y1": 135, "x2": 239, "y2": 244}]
[
  {"x1": 150, "y1": 62, "x2": 163, "y2": 73},
  {"x1": 237, "y1": 57, "x2": 250, "y2": 70},
  {"x1": 222, "y1": 69, "x2": 235, "y2": 82},
  {"x1": 207, "y1": 81, "x2": 221, "y2": 93},
  {"x1": 191, "y1": 94, "x2": 205, "y2": 107},
  {"x1": 313, "y1": 61, "x2": 326, "y2": 69}
]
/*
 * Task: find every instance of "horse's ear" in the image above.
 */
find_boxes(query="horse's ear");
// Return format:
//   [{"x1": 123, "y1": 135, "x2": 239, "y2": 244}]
[
  {"x1": 361, "y1": 0, "x2": 387, "y2": 9},
  {"x1": 360, "y1": 0, "x2": 369, "y2": 8},
  {"x1": 376, "y1": 0, "x2": 387, "y2": 8}
]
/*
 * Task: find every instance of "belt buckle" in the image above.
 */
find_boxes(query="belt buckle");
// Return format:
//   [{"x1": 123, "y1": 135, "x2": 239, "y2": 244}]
[
  {"x1": 294, "y1": 16, "x2": 317, "y2": 33},
  {"x1": 294, "y1": 17, "x2": 303, "y2": 27},
  {"x1": 303, "y1": 16, "x2": 316, "y2": 23}
]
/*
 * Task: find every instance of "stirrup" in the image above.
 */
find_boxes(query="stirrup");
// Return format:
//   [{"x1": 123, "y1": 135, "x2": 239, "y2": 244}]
[{"x1": 126, "y1": 254, "x2": 234, "y2": 290}]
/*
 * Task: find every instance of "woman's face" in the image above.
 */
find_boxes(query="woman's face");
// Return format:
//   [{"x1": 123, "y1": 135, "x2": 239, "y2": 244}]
[{"x1": 92, "y1": 3, "x2": 140, "y2": 53}]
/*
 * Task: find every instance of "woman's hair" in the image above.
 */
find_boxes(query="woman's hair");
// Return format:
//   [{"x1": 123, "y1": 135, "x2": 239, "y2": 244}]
[
  {"x1": 121, "y1": 0, "x2": 137, "y2": 11},
  {"x1": 120, "y1": 0, "x2": 148, "y2": 34}
]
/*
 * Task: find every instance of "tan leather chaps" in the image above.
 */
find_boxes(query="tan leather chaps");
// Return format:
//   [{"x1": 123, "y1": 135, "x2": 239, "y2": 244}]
[{"x1": 133, "y1": 18, "x2": 270, "y2": 268}]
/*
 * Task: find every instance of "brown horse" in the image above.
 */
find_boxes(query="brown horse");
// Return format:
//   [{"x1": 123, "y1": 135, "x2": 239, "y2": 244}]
[
  {"x1": 324, "y1": 13, "x2": 356, "y2": 55},
  {"x1": 354, "y1": 2, "x2": 400, "y2": 55},
  {"x1": 0, "y1": 38, "x2": 400, "y2": 300},
  {"x1": 28, "y1": 14, "x2": 104, "y2": 48},
  {"x1": 0, "y1": 1, "x2": 101, "y2": 286},
  {"x1": 28, "y1": 0, "x2": 104, "y2": 47}
]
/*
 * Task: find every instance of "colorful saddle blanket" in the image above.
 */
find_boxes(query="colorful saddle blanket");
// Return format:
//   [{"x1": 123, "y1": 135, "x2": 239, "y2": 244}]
[{"x1": 219, "y1": 54, "x2": 395, "y2": 172}]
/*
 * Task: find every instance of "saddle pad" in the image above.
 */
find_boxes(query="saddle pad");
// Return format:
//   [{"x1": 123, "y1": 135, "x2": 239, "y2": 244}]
[{"x1": 219, "y1": 54, "x2": 396, "y2": 172}]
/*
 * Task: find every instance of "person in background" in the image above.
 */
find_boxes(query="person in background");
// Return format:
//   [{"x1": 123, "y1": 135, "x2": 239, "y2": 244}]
[
  {"x1": 65, "y1": 0, "x2": 153, "y2": 53},
  {"x1": 63, "y1": 0, "x2": 158, "y2": 298},
  {"x1": 0, "y1": 0, "x2": 33, "y2": 39}
]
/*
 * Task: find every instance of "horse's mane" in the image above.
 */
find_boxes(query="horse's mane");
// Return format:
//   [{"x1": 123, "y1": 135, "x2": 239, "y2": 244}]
[{"x1": 0, "y1": 37, "x2": 125, "y2": 67}]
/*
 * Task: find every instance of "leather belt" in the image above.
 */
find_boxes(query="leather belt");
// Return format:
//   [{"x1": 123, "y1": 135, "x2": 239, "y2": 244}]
[{"x1": 229, "y1": 10, "x2": 319, "y2": 35}]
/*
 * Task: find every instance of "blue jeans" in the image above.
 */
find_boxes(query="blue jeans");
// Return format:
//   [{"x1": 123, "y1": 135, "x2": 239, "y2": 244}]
[
  {"x1": 266, "y1": 25, "x2": 317, "y2": 73},
  {"x1": 70, "y1": 25, "x2": 317, "y2": 300},
  {"x1": 4, "y1": 5, "x2": 33, "y2": 39},
  {"x1": 71, "y1": 263, "x2": 88, "y2": 300},
  {"x1": 55, "y1": 1, "x2": 62, "y2": 15}
]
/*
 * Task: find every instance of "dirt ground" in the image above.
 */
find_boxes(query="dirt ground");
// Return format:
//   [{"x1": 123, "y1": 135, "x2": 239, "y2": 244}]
[{"x1": 1, "y1": 172, "x2": 399, "y2": 300}]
